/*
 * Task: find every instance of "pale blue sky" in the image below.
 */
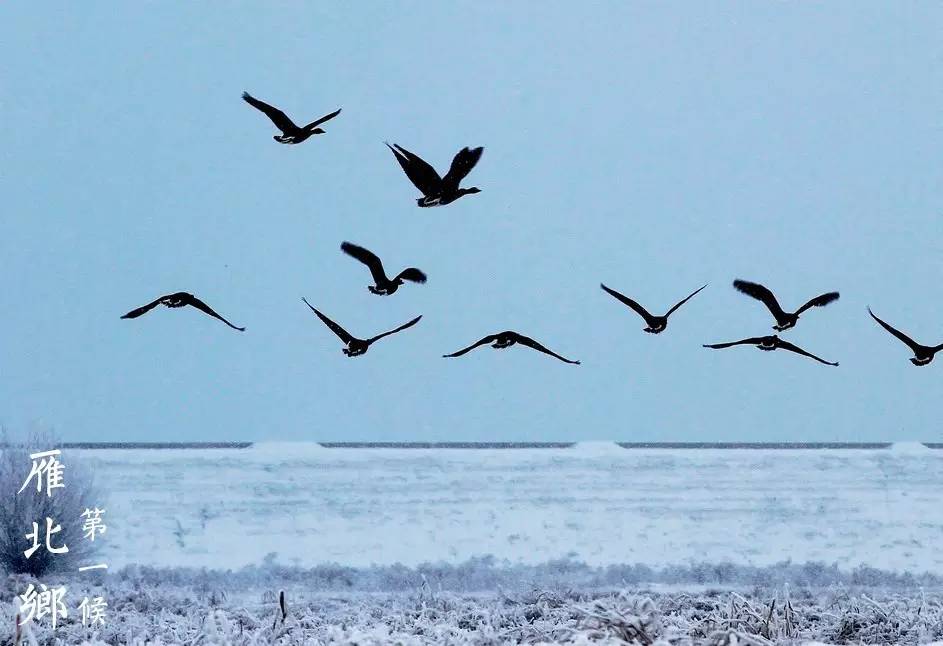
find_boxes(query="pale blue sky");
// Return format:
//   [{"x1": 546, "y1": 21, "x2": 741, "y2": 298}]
[{"x1": 2, "y1": 3, "x2": 941, "y2": 442}]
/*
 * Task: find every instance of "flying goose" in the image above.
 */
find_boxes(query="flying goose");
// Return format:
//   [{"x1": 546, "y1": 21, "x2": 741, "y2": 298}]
[
  {"x1": 868, "y1": 308, "x2": 943, "y2": 366},
  {"x1": 302, "y1": 298, "x2": 420, "y2": 356},
  {"x1": 386, "y1": 143, "x2": 482, "y2": 207},
  {"x1": 733, "y1": 279, "x2": 839, "y2": 331},
  {"x1": 341, "y1": 242, "x2": 426, "y2": 296},
  {"x1": 443, "y1": 331, "x2": 580, "y2": 364},
  {"x1": 121, "y1": 292, "x2": 245, "y2": 331},
  {"x1": 242, "y1": 92, "x2": 341, "y2": 144},
  {"x1": 703, "y1": 335, "x2": 838, "y2": 366},
  {"x1": 601, "y1": 283, "x2": 707, "y2": 334}
]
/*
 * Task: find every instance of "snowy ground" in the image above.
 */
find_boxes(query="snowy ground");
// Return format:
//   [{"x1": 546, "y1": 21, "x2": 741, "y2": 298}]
[{"x1": 75, "y1": 442, "x2": 943, "y2": 573}]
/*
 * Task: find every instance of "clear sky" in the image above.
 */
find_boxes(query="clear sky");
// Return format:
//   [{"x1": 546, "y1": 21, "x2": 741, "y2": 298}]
[{"x1": 2, "y1": 3, "x2": 941, "y2": 442}]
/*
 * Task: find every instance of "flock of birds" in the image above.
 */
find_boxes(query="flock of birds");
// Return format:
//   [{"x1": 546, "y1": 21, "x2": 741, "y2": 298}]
[{"x1": 120, "y1": 92, "x2": 943, "y2": 368}]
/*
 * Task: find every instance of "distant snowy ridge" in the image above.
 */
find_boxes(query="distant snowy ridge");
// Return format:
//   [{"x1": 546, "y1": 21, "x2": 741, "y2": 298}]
[
  {"x1": 890, "y1": 441, "x2": 934, "y2": 454},
  {"x1": 571, "y1": 441, "x2": 624, "y2": 455}
]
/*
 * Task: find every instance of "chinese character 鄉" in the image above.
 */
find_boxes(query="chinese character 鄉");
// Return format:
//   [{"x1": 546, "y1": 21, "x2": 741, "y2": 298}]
[{"x1": 18, "y1": 583, "x2": 68, "y2": 629}]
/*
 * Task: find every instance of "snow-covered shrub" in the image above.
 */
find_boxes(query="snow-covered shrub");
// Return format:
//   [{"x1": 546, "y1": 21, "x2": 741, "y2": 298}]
[
  {"x1": 573, "y1": 595, "x2": 662, "y2": 644},
  {"x1": 0, "y1": 428, "x2": 101, "y2": 576}
]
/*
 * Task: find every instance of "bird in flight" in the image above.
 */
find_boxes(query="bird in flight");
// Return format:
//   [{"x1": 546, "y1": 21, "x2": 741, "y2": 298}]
[
  {"x1": 443, "y1": 331, "x2": 580, "y2": 364},
  {"x1": 121, "y1": 292, "x2": 245, "y2": 331},
  {"x1": 702, "y1": 335, "x2": 838, "y2": 366},
  {"x1": 600, "y1": 283, "x2": 707, "y2": 334},
  {"x1": 341, "y1": 242, "x2": 426, "y2": 296},
  {"x1": 242, "y1": 92, "x2": 341, "y2": 144},
  {"x1": 386, "y1": 143, "x2": 482, "y2": 207},
  {"x1": 733, "y1": 279, "x2": 839, "y2": 331},
  {"x1": 868, "y1": 308, "x2": 943, "y2": 366},
  {"x1": 302, "y1": 298, "x2": 420, "y2": 357}
]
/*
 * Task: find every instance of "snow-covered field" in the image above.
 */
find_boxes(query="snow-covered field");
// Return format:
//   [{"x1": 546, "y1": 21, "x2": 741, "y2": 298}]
[
  {"x1": 10, "y1": 443, "x2": 943, "y2": 644},
  {"x1": 76, "y1": 442, "x2": 943, "y2": 573}
]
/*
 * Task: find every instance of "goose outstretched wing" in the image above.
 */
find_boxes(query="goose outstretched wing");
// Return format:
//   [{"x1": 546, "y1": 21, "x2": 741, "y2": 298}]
[
  {"x1": 341, "y1": 242, "x2": 389, "y2": 284},
  {"x1": 703, "y1": 337, "x2": 766, "y2": 350},
  {"x1": 795, "y1": 291, "x2": 840, "y2": 315},
  {"x1": 367, "y1": 315, "x2": 422, "y2": 345},
  {"x1": 183, "y1": 294, "x2": 245, "y2": 331},
  {"x1": 303, "y1": 299, "x2": 354, "y2": 344},
  {"x1": 600, "y1": 283, "x2": 655, "y2": 324},
  {"x1": 513, "y1": 333, "x2": 581, "y2": 364},
  {"x1": 733, "y1": 280, "x2": 787, "y2": 319},
  {"x1": 443, "y1": 335, "x2": 498, "y2": 358},
  {"x1": 776, "y1": 340, "x2": 838, "y2": 366},
  {"x1": 665, "y1": 284, "x2": 708, "y2": 317},
  {"x1": 442, "y1": 147, "x2": 483, "y2": 192},
  {"x1": 386, "y1": 143, "x2": 442, "y2": 196},
  {"x1": 868, "y1": 308, "x2": 922, "y2": 353},
  {"x1": 395, "y1": 267, "x2": 427, "y2": 284},
  {"x1": 303, "y1": 108, "x2": 342, "y2": 131},
  {"x1": 121, "y1": 296, "x2": 166, "y2": 319},
  {"x1": 242, "y1": 92, "x2": 297, "y2": 133}
]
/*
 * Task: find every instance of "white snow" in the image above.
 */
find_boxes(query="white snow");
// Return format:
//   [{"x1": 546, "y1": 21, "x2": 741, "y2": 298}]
[
  {"x1": 570, "y1": 440, "x2": 624, "y2": 455},
  {"x1": 70, "y1": 444, "x2": 943, "y2": 573},
  {"x1": 889, "y1": 441, "x2": 934, "y2": 455}
]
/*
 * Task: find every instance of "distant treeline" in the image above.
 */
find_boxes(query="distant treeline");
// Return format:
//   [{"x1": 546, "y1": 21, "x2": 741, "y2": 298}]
[{"x1": 113, "y1": 555, "x2": 943, "y2": 593}]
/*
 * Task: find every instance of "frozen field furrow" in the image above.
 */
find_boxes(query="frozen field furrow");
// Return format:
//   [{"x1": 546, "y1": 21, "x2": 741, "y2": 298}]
[{"x1": 76, "y1": 443, "x2": 943, "y2": 572}]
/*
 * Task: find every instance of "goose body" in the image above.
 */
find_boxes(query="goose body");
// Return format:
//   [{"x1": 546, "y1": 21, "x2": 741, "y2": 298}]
[
  {"x1": 443, "y1": 331, "x2": 579, "y2": 364},
  {"x1": 733, "y1": 280, "x2": 839, "y2": 331},
  {"x1": 386, "y1": 143, "x2": 482, "y2": 207},
  {"x1": 121, "y1": 292, "x2": 245, "y2": 331},
  {"x1": 868, "y1": 308, "x2": 943, "y2": 366},
  {"x1": 600, "y1": 283, "x2": 707, "y2": 334},
  {"x1": 242, "y1": 92, "x2": 341, "y2": 144},
  {"x1": 703, "y1": 334, "x2": 838, "y2": 366},
  {"x1": 340, "y1": 242, "x2": 426, "y2": 296},
  {"x1": 303, "y1": 298, "x2": 420, "y2": 356}
]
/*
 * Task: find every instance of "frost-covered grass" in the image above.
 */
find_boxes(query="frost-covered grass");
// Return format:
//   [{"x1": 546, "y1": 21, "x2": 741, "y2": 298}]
[{"x1": 5, "y1": 561, "x2": 943, "y2": 645}]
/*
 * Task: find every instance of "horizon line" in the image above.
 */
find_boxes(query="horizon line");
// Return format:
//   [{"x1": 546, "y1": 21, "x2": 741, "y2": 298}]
[{"x1": 15, "y1": 441, "x2": 939, "y2": 450}]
